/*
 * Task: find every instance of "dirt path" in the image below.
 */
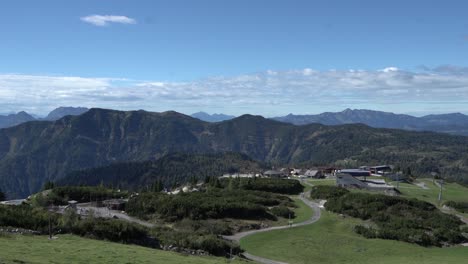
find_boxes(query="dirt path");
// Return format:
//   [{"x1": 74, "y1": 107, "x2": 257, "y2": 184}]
[{"x1": 76, "y1": 205, "x2": 155, "y2": 228}]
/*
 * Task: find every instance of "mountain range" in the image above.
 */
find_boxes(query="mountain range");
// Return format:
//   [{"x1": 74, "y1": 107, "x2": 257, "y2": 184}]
[
  {"x1": 1, "y1": 108, "x2": 468, "y2": 198},
  {"x1": 44, "y1": 107, "x2": 89, "y2": 121},
  {"x1": 272, "y1": 109, "x2": 468, "y2": 136},
  {"x1": 0, "y1": 107, "x2": 89, "y2": 129},
  {"x1": 4, "y1": 108, "x2": 468, "y2": 136},
  {"x1": 0, "y1": 111, "x2": 36, "y2": 129},
  {"x1": 190, "y1": 111, "x2": 236, "y2": 122}
]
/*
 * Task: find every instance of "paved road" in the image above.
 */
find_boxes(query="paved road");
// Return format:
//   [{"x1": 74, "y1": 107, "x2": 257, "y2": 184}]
[{"x1": 223, "y1": 191, "x2": 322, "y2": 264}]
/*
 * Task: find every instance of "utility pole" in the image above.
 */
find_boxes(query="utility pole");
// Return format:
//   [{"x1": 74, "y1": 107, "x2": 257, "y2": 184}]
[
  {"x1": 48, "y1": 205, "x2": 53, "y2": 240},
  {"x1": 48, "y1": 212, "x2": 52, "y2": 239},
  {"x1": 396, "y1": 173, "x2": 399, "y2": 189},
  {"x1": 438, "y1": 179, "x2": 444, "y2": 203}
]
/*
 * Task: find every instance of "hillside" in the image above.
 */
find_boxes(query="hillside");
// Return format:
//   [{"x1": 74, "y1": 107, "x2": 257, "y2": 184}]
[
  {"x1": 2, "y1": 108, "x2": 468, "y2": 198},
  {"x1": 58, "y1": 152, "x2": 266, "y2": 189},
  {"x1": 0, "y1": 234, "x2": 244, "y2": 264},
  {"x1": 273, "y1": 108, "x2": 468, "y2": 136}
]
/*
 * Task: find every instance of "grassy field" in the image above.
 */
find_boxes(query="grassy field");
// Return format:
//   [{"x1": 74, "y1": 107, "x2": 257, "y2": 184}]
[
  {"x1": 305, "y1": 178, "x2": 336, "y2": 187},
  {"x1": 241, "y1": 211, "x2": 468, "y2": 264},
  {"x1": 308, "y1": 177, "x2": 468, "y2": 205},
  {"x1": 388, "y1": 178, "x2": 468, "y2": 204},
  {"x1": 291, "y1": 198, "x2": 313, "y2": 223},
  {"x1": 0, "y1": 234, "x2": 246, "y2": 264}
]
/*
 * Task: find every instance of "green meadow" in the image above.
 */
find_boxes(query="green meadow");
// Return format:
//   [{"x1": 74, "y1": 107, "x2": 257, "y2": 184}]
[
  {"x1": 241, "y1": 210, "x2": 468, "y2": 264},
  {"x1": 0, "y1": 234, "x2": 246, "y2": 264}
]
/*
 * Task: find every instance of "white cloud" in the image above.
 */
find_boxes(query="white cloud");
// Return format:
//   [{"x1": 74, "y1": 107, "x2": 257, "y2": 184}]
[
  {"x1": 80, "y1": 15, "x2": 136, "y2": 26},
  {"x1": 2, "y1": 66, "x2": 468, "y2": 116},
  {"x1": 380, "y1": 67, "x2": 399, "y2": 73}
]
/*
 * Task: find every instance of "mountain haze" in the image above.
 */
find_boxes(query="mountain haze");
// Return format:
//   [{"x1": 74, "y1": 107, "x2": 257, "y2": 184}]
[
  {"x1": 0, "y1": 111, "x2": 35, "y2": 129},
  {"x1": 1, "y1": 108, "x2": 468, "y2": 198},
  {"x1": 273, "y1": 109, "x2": 468, "y2": 136},
  {"x1": 0, "y1": 107, "x2": 89, "y2": 129},
  {"x1": 191, "y1": 111, "x2": 236, "y2": 122},
  {"x1": 44, "y1": 107, "x2": 89, "y2": 121}
]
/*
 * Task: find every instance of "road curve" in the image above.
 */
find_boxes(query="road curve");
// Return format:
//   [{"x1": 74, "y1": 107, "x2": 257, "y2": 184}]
[{"x1": 223, "y1": 192, "x2": 322, "y2": 264}]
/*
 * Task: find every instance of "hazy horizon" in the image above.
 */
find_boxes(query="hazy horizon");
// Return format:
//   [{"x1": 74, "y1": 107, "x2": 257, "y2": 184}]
[{"x1": 2, "y1": 106, "x2": 468, "y2": 119}]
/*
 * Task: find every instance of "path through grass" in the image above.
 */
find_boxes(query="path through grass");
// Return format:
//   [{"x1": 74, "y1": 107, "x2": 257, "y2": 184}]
[{"x1": 241, "y1": 211, "x2": 468, "y2": 264}]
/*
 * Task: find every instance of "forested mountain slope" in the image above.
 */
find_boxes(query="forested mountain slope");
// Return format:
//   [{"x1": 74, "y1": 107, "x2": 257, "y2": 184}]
[{"x1": 1, "y1": 108, "x2": 468, "y2": 198}]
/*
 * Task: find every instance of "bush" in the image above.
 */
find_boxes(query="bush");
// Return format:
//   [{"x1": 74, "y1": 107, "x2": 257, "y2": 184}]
[
  {"x1": 271, "y1": 206, "x2": 295, "y2": 218},
  {"x1": 325, "y1": 192, "x2": 466, "y2": 247},
  {"x1": 150, "y1": 227, "x2": 241, "y2": 256},
  {"x1": 49, "y1": 186, "x2": 127, "y2": 205},
  {"x1": 70, "y1": 217, "x2": 156, "y2": 247},
  {"x1": 0, "y1": 205, "x2": 58, "y2": 233},
  {"x1": 445, "y1": 201, "x2": 468, "y2": 213},
  {"x1": 310, "y1": 185, "x2": 349, "y2": 200},
  {"x1": 220, "y1": 177, "x2": 304, "y2": 195},
  {"x1": 126, "y1": 188, "x2": 290, "y2": 221},
  {"x1": 354, "y1": 225, "x2": 377, "y2": 238}
]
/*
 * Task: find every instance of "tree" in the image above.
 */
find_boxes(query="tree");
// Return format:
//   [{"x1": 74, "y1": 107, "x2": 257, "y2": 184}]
[
  {"x1": 405, "y1": 167, "x2": 412, "y2": 177},
  {"x1": 42, "y1": 181, "x2": 55, "y2": 191},
  {"x1": 151, "y1": 179, "x2": 163, "y2": 192},
  {"x1": 60, "y1": 208, "x2": 79, "y2": 231},
  {"x1": 0, "y1": 188, "x2": 5, "y2": 201}
]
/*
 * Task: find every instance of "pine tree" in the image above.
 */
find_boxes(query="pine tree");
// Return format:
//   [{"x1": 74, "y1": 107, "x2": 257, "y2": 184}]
[
  {"x1": 0, "y1": 188, "x2": 5, "y2": 201},
  {"x1": 42, "y1": 181, "x2": 55, "y2": 191}
]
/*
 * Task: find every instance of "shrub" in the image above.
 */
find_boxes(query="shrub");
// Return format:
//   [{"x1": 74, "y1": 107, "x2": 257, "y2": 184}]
[
  {"x1": 271, "y1": 206, "x2": 295, "y2": 218},
  {"x1": 325, "y1": 192, "x2": 466, "y2": 247},
  {"x1": 310, "y1": 185, "x2": 349, "y2": 200},
  {"x1": 0, "y1": 205, "x2": 58, "y2": 233},
  {"x1": 445, "y1": 201, "x2": 468, "y2": 213},
  {"x1": 354, "y1": 225, "x2": 377, "y2": 238},
  {"x1": 126, "y1": 189, "x2": 289, "y2": 221},
  {"x1": 220, "y1": 178, "x2": 304, "y2": 195},
  {"x1": 70, "y1": 217, "x2": 156, "y2": 247}
]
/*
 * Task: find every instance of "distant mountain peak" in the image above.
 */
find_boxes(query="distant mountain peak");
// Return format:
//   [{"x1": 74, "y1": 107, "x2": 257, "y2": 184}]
[
  {"x1": 271, "y1": 109, "x2": 468, "y2": 136},
  {"x1": 0, "y1": 111, "x2": 35, "y2": 129},
  {"x1": 45, "y1": 106, "x2": 89, "y2": 121},
  {"x1": 191, "y1": 111, "x2": 235, "y2": 122}
]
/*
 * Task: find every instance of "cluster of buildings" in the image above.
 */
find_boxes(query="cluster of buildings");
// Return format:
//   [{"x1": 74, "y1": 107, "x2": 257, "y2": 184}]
[
  {"x1": 262, "y1": 167, "x2": 337, "y2": 179},
  {"x1": 336, "y1": 165, "x2": 405, "y2": 191},
  {"x1": 234, "y1": 164, "x2": 403, "y2": 192}
]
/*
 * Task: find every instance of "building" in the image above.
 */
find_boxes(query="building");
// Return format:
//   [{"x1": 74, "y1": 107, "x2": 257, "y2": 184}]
[
  {"x1": 339, "y1": 169, "x2": 371, "y2": 177},
  {"x1": 369, "y1": 165, "x2": 393, "y2": 175},
  {"x1": 263, "y1": 170, "x2": 286, "y2": 178},
  {"x1": 304, "y1": 169, "x2": 324, "y2": 178},
  {"x1": 290, "y1": 169, "x2": 303, "y2": 176},
  {"x1": 319, "y1": 167, "x2": 338, "y2": 175},
  {"x1": 68, "y1": 200, "x2": 78, "y2": 209},
  {"x1": 102, "y1": 199, "x2": 127, "y2": 211},
  {"x1": 336, "y1": 173, "x2": 367, "y2": 188},
  {"x1": 336, "y1": 173, "x2": 395, "y2": 191}
]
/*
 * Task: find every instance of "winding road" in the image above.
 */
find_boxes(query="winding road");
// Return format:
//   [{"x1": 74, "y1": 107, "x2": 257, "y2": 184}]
[{"x1": 223, "y1": 190, "x2": 322, "y2": 264}]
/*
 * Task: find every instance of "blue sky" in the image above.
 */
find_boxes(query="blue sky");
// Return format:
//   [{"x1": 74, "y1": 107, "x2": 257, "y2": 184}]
[{"x1": 1, "y1": 0, "x2": 468, "y2": 116}]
